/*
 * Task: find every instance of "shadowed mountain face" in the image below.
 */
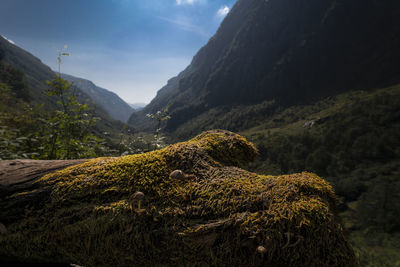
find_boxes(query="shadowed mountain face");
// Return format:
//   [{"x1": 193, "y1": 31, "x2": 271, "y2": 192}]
[
  {"x1": 62, "y1": 74, "x2": 134, "y2": 122},
  {"x1": 128, "y1": 0, "x2": 400, "y2": 132}
]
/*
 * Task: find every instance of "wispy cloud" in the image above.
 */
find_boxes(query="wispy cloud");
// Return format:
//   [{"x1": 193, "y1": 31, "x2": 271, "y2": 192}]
[
  {"x1": 1, "y1": 35, "x2": 15, "y2": 45},
  {"x1": 157, "y1": 16, "x2": 209, "y2": 38},
  {"x1": 217, "y1": 5, "x2": 230, "y2": 17},
  {"x1": 176, "y1": 0, "x2": 206, "y2": 6}
]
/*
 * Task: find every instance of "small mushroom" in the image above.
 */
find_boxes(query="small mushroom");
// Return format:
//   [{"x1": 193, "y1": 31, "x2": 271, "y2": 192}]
[
  {"x1": 170, "y1": 170, "x2": 185, "y2": 180},
  {"x1": 256, "y1": 245, "x2": 267, "y2": 254}
]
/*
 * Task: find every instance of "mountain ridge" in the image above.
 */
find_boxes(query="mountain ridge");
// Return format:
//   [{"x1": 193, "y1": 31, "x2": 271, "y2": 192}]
[
  {"x1": 128, "y1": 0, "x2": 400, "y2": 134},
  {"x1": 61, "y1": 73, "x2": 134, "y2": 122}
]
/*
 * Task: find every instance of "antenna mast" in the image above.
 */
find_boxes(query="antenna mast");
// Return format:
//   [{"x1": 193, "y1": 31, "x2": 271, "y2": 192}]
[{"x1": 56, "y1": 44, "x2": 70, "y2": 77}]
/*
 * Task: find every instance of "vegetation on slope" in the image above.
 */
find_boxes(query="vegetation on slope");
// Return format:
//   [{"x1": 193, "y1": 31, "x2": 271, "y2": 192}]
[
  {"x1": 241, "y1": 85, "x2": 400, "y2": 266},
  {"x1": 0, "y1": 131, "x2": 356, "y2": 266}
]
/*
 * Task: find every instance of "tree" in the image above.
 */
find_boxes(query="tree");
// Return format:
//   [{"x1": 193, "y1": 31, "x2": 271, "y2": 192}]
[{"x1": 41, "y1": 77, "x2": 103, "y2": 159}]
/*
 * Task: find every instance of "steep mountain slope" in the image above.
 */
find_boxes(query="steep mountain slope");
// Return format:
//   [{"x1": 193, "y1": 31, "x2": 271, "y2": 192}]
[
  {"x1": 0, "y1": 36, "x2": 56, "y2": 106},
  {"x1": 62, "y1": 74, "x2": 134, "y2": 122},
  {"x1": 129, "y1": 0, "x2": 400, "y2": 134}
]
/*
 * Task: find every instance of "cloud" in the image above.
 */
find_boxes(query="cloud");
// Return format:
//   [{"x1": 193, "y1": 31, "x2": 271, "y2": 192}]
[
  {"x1": 217, "y1": 5, "x2": 230, "y2": 17},
  {"x1": 1, "y1": 35, "x2": 15, "y2": 45},
  {"x1": 176, "y1": 0, "x2": 194, "y2": 5},
  {"x1": 157, "y1": 16, "x2": 209, "y2": 38},
  {"x1": 176, "y1": 0, "x2": 205, "y2": 5}
]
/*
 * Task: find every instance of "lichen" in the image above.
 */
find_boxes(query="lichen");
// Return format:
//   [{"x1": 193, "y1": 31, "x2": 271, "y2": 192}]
[{"x1": 0, "y1": 130, "x2": 356, "y2": 266}]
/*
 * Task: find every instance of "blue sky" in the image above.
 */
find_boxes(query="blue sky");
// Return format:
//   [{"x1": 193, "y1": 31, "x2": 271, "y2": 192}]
[{"x1": 0, "y1": 0, "x2": 236, "y2": 103}]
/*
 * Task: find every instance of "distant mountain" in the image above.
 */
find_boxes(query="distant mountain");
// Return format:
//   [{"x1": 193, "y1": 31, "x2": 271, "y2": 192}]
[
  {"x1": 128, "y1": 102, "x2": 147, "y2": 111},
  {"x1": 128, "y1": 0, "x2": 400, "y2": 135},
  {"x1": 62, "y1": 74, "x2": 134, "y2": 122}
]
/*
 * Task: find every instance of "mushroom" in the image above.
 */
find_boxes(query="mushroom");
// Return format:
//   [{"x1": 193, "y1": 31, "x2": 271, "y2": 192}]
[
  {"x1": 170, "y1": 170, "x2": 185, "y2": 180},
  {"x1": 256, "y1": 245, "x2": 267, "y2": 254}
]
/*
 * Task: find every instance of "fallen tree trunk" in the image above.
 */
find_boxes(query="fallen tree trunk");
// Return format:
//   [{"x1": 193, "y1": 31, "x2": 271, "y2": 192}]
[
  {"x1": 0, "y1": 159, "x2": 88, "y2": 225},
  {"x1": 0, "y1": 131, "x2": 357, "y2": 266},
  {"x1": 0, "y1": 159, "x2": 88, "y2": 196}
]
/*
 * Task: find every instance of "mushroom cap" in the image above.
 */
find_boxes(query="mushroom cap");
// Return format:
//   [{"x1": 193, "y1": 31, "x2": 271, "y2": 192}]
[
  {"x1": 170, "y1": 170, "x2": 185, "y2": 179},
  {"x1": 133, "y1": 191, "x2": 145, "y2": 200},
  {"x1": 256, "y1": 245, "x2": 267, "y2": 254}
]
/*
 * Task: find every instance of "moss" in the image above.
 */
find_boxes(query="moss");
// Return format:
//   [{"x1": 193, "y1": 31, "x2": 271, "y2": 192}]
[{"x1": 0, "y1": 130, "x2": 356, "y2": 266}]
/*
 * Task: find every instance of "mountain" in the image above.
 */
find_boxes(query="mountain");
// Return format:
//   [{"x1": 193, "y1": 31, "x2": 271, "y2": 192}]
[
  {"x1": 0, "y1": 35, "x2": 58, "y2": 106},
  {"x1": 128, "y1": 0, "x2": 400, "y2": 135},
  {"x1": 61, "y1": 74, "x2": 134, "y2": 122},
  {"x1": 128, "y1": 102, "x2": 146, "y2": 111}
]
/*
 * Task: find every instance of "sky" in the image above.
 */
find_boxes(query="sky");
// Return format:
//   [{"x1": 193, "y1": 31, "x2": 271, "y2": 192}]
[{"x1": 0, "y1": 0, "x2": 236, "y2": 104}]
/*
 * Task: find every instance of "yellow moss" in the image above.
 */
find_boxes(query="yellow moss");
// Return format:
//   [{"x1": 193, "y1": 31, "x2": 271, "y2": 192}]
[{"x1": 1, "y1": 130, "x2": 356, "y2": 267}]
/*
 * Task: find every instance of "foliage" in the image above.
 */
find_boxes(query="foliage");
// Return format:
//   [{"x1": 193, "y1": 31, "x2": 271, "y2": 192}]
[
  {"x1": 0, "y1": 83, "x2": 43, "y2": 160},
  {"x1": 39, "y1": 77, "x2": 105, "y2": 159},
  {"x1": 0, "y1": 131, "x2": 356, "y2": 266},
  {"x1": 0, "y1": 67, "x2": 110, "y2": 159}
]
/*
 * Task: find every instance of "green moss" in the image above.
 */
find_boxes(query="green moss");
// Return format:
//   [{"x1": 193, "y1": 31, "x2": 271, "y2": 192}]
[{"x1": 0, "y1": 130, "x2": 356, "y2": 266}]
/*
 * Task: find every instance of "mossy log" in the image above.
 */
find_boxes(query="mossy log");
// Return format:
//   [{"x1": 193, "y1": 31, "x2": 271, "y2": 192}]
[{"x1": 0, "y1": 130, "x2": 357, "y2": 266}]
